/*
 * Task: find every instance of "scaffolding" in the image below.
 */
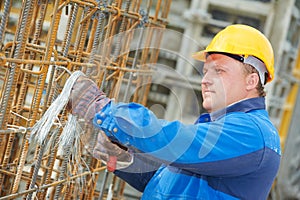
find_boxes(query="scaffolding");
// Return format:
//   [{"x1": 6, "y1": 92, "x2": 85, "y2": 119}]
[{"x1": 0, "y1": 0, "x2": 171, "y2": 199}]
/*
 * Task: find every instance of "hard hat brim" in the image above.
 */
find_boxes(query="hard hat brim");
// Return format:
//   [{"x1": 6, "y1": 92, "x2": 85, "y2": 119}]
[{"x1": 192, "y1": 50, "x2": 206, "y2": 61}]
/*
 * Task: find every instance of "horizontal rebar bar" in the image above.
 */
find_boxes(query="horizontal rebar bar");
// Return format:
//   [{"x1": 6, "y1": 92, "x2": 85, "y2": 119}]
[
  {"x1": 0, "y1": 0, "x2": 171, "y2": 198},
  {"x1": 0, "y1": 166, "x2": 107, "y2": 200}
]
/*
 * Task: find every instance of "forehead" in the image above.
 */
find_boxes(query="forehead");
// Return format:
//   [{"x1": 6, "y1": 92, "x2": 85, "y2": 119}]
[{"x1": 203, "y1": 53, "x2": 242, "y2": 70}]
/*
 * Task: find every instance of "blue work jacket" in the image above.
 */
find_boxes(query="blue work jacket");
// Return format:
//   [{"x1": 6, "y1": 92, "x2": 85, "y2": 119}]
[{"x1": 93, "y1": 97, "x2": 281, "y2": 199}]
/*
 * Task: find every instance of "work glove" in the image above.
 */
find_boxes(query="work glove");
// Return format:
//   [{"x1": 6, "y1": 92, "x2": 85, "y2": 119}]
[
  {"x1": 67, "y1": 76, "x2": 110, "y2": 122},
  {"x1": 67, "y1": 75, "x2": 132, "y2": 171},
  {"x1": 93, "y1": 130, "x2": 133, "y2": 171}
]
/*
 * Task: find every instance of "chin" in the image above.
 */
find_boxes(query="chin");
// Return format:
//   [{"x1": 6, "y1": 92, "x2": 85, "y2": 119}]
[{"x1": 202, "y1": 102, "x2": 212, "y2": 113}]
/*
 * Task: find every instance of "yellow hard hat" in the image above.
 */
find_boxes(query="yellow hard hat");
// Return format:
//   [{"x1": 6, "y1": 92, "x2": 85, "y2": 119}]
[{"x1": 192, "y1": 24, "x2": 274, "y2": 83}]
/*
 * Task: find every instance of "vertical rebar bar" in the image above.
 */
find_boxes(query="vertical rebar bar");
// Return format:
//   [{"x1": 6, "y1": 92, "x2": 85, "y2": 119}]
[
  {"x1": 14, "y1": 0, "x2": 63, "y2": 195},
  {"x1": 112, "y1": 0, "x2": 131, "y2": 62},
  {"x1": 122, "y1": 11, "x2": 147, "y2": 102},
  {"x1": 87, "y1": 12, "x2": 106, "y2": 75},
  {"x1": 49, "y1": 3, "x2": 79, "y2": 105},
  {"x1": 0, "y1": 0, "x2": 172, "y2": 198},
  {"x1": 62, "y1": 3, "x2": 79, "y2": 57},
  {"x1": 0, "y1": 0, "x2": 36, "y2": 195},
  {"x1": 25, "y1": 144, "x2": 45, "y2": 200},
  {"x1": 41, "y1": 0, "x2": 63, "y2": 110},
  {"x1": 0, "y1": 0, "x2": 11, "y2": 47},
  {"x1": 21, "y1": 0, "x2": 63, "y2": 195},
  {"x1": 53, "y1": 139, "x2": 74, "y2": 199},
  {"x1": 0, "y1": 0, "x2": 34, "y2": 131},
  {"x1": 98, "y1": 169, "x2": 109, "y2": 200},
  {"x1": 36, "y1": 128, "x2": 61, "y2": 199}
]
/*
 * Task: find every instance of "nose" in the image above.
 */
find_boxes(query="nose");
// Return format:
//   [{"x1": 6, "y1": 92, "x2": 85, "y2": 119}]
[{"x1": 201, "y1": 70, "x2": 212, "y2": 85}]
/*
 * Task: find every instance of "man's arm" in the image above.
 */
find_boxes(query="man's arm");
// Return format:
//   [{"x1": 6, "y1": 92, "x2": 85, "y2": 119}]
[
  {"x1": 114, "y1": 152, "x2": 162, "y2": 192},
  {"x1": 94, "y1": 102, "x2": 266, "y2": 176}
]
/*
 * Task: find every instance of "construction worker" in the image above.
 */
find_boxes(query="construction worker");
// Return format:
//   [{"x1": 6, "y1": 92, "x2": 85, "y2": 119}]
[{"x1": 68, "y1": 24, "x2": 281, "y2": 199}]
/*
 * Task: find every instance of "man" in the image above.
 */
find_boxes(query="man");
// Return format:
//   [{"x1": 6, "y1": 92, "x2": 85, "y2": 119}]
[{"x1": 69, "y1": 24, "x2": 281, "y2": 199}]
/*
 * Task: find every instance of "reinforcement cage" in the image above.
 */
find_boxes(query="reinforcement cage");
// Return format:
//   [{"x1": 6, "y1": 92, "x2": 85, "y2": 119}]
[{"x1": 0, "y1": 0, "x2": 171, "y2": 199}]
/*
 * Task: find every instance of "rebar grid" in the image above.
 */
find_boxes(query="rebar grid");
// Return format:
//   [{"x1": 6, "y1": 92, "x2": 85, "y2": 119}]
[{"x1": 0, "y1": 0, "x2": 171, "y2": 199}]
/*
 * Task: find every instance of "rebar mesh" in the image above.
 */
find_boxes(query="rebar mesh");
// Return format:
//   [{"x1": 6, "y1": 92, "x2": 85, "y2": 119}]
[{"x1": 0, "y1": 0, "x2": 171, "y2": 199}]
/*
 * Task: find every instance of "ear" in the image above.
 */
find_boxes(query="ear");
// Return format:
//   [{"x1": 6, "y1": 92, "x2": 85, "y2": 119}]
[{"x1": 245, "y1": 73, "x2": 259, "y2": 90}]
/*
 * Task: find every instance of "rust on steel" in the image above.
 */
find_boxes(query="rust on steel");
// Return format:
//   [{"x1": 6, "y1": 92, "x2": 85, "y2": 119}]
[{"x1": 0, "y1": 0, "x2": 171, "y2": 199}]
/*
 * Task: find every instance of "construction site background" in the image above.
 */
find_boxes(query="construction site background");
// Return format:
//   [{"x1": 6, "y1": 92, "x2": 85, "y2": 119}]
[{"x1": 0, "y1": 0, "x2": 300, "y2": 199}]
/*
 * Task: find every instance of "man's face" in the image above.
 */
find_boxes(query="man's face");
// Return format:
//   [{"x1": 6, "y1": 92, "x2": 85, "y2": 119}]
[{"x1": 201, "y1": 54, "x2": 248, "y2": 113}]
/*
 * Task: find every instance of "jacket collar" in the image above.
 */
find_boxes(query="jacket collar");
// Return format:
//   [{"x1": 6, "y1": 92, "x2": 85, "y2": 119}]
[{"x1": 195, "y1": 97, "x2": 266, "y2": 123}]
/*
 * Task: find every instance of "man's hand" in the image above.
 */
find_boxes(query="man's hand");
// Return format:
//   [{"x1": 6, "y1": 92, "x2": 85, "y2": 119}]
[
  {"x1": 67, "y1": 76, "x2": 132, "y2": 171},
  {"x1": 67, "y1": 76, "x2": 110, "y2": 122},
  {"x1": 93, "y1": 131, "x2": 133, "y2": 171}
]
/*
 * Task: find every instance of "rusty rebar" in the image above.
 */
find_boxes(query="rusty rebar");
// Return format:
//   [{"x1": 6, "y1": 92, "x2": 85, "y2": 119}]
[
  {"x1": 0, "y1": 0, "x2": 12, "y2": 47},
  {"x1": 0, "y1": 166, "x2": 107, "y2": 200},
  {"x1": 0, "y1": 0, "x2": 36, "y2": 195},
  {"x1": 0, "y1": 0, "x2": 171, "y2": 198}
]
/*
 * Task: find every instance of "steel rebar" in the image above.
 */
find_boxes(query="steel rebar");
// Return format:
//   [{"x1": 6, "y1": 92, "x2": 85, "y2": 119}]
[
  {"x1": 0, "y1": 0, "x2": 171, "y2": 198},
  {"x1": 0, "y1": 0, "x2": 12, "y2": 47}
]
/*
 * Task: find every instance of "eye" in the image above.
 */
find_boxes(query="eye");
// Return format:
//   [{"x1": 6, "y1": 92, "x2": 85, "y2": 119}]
[{"x1": 215, "y1": 68, "x2": 224, "y2": 74}]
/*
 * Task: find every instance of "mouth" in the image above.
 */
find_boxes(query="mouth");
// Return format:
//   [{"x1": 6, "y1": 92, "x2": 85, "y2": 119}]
[
  {"x1": 203, "y1": 90, "x2": 214, "y2": 95},
  {"x1": 202, "y1": 90, "x2": 216, "y2": 99}
]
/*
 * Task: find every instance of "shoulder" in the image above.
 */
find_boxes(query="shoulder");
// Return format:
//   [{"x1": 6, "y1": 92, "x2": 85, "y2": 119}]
[{"x1": 225, "y1": 110, "x2": 280, "y2": 154}]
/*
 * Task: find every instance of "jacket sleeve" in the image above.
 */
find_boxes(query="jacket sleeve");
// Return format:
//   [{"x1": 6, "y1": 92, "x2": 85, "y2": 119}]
[
  {"x1": 114, "y1": 152, "x2": 162, "y2": 192},
  {"x1": 93, "y1": 102, "x2": 266, "y2": 176}
]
